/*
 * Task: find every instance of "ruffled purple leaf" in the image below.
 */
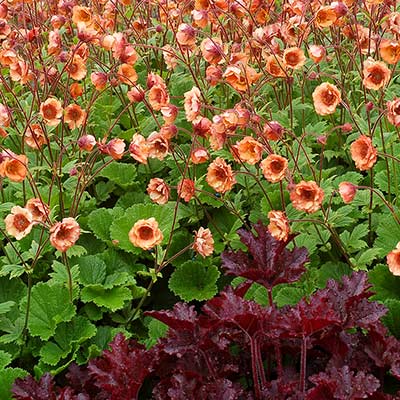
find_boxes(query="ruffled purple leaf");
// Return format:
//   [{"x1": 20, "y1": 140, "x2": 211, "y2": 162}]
[
  {"x1": 87, "y1": 333, "x2": 155, "y2": 400},
  {"x1": 221, "y1": 222, "x2": 308, "y2": 290},
  {"x1": 308, "y1": 366, "x2": 380, "y2": 399}
]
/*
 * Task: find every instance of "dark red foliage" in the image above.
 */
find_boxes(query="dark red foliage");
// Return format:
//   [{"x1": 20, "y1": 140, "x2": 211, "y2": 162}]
[
  {"x1": 221, "y1": 222, "x2": 309, "y2": 291},
  {"x1": 12, "y1": 223, "x2": 400, "y2": 400},
  {"x1": 87, "y1": 333, "x2": 156, "y2": 400}
]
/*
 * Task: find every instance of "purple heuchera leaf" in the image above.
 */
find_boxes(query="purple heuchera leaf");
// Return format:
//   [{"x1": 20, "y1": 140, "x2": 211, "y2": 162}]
[
  {"x1": 13, "y1": 373, "x2": 57, "y2": 400},
  {"x1": 153, "y1": 372, "x2": 249, "y2": 400},
  {"x1": 221, "y1": 221, "x2": 309, "y2": 290},
  {"x1": 202, "y1": 287, "x2": 265, "y2": 335},
  {"x1": 87, "y1": 333, "x2": 154, "y2": 400},
  {"x1": 308, "y1": 366, "x2": 380, "y2": 399}
]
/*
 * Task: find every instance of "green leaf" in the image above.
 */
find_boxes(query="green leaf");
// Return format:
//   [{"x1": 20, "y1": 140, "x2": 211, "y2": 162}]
[
  {"x1": 143, "y1": 317, "x2": 168, "y2": 349},
  {"x1": 40, "y1": 316, "x2": 96, "y2": 366},
  {"x1": 98, "y1": 162, "x2": 137, "y2": 187},
  {"x1": 0, "y1": 350, "x2": 11, "y2": 369},
  {"x1": 169, "y1": 261, "x2": 220, "y2": 301},
  {"x1": 0, "y1": 368, "x2": 28, "y2": 400},
  {"x1": 0, "y1": 317, "x2": 24, "y2": 344},
  {"x1": 81, "y1": 286, "x2": 131, "y2": 311},
  {"x1": 375, "y1": 215, "x2": 400, "y2": 256},
  {"x1": 382, "y1": 299, "x2": 400, "y2": 338},
  {"x1": 88, "y1": 207, "x2": 124, "y2": 243},
  {"x1": 110, "y1": 203, "x2": 182, "y2": 253},
  {"x1": 327, "y1": 205, "x2": 355, "y2": 228},
  {"x1": 0, "y1": 264, "x2": 25, "y2": 279},
  {"x1": 275, "y1": 287, "x2": 304, "y2": 307},
  {"x1": 0, "y1": 301, "x2": 15, "y2": 315},
  {"x1": 340, "y1": 224, "x2": 368, "y2": 252},
  {"x1": 77, "y1": 255, "x2": 107, "y2": 286},
  {"x1": 316, "y1": 262, "x2": 352, "y2": 289},
  {"x1": 48, "y1": 261, "x2": 80, "y2": 286},
  {"x1": 369, "y1": 264, "x2": 400, "y2": 301},
  {"x1": 28, "y1": 283, "x2": 76, "y2": 340}
]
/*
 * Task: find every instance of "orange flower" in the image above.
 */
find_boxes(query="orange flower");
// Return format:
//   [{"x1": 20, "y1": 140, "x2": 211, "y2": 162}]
[
  {"x1": 192, "y1": 9, "x2": 209, "y2": 28},
  {"x1": 91, "y1": 72, "x2": 108, "y2": 90},
  {"x1": 10, "y1": 60, "x2": 32, "y2": 84},
  {"x1": 379, "y1": 39, "x2": 400, "y2": 65},
  {"x1": 147, "y1": 178, "x2": 170, "y2": 205},
  {"x1": 25, "y1": 124, "x2": 47, "y2": 149},
  {"x1": 223, "y1": 64, "x2": 261, "y2": 92},
  {"x1": 70, "y1": 83, "x2": 83, "y2": 99},
  {"x1": 265, "y1": 55, "x2": 286, "y2": 78},
  {"x1": 268, "y1": 210, "x2": 290, "y2": 241},
  {"x1": 262, "y1": 121, "x2": 283, "y2": 141},
  {"x1": 184, "y1": 87, "x2": 202, "y2": 122},
  {"x1": 117, "y1": 63, "x2": 138, "y2": 85},
  {"x1": 387, "y1": 98, "x2": 400, "y2": 127},
  {"x1": 177, "y1": 178, "x2": 195, "y2": 202},
  {"x1": 161, "y1": 104, "x2": 178, "y2": 125},
  {"x1": 129, "y1": 133, "x2": 149, "y2": 164},
  {"x1": 308, "y1": 45, "x2": 326, "y2": 63},
  {"x1": 0, "y1": 103, "x2": 10, "y2": 127},
  {"x1": 260, "y1": 154, "x2": 288, "y2": 183},
  {"x1": 40, "y1": 98, "x2": 63, "y2": 126},
  {"x1": 64, "y1": 104, "x2": 86, "y2": 129},
  {"x1": 78, "y1": 134, "x2": 96, "y2": 152},
  {"x1": 159, "y1": 125, "x2": 177, "y2": 140},
  {"x1": 25, "y1": 198, "x2": 49, "y2": 223},
  {"x1": 362, "y1": 58, "x2": 391, "y2": 90},
  {"x1": 312, "y1": 82, "x2": 341, "y2": 116},
  {"x1": 99, "y1": 138, "x2": 126, "y2": 160},
  {"x1": 147, "y1": 131, "x2": 170, "y2": 160},
  {"x1": 193, "y1": 116, "x2": 212, "y2": 138},
  {"x1": 48, "y1": 30, "x2": 61, "y2": 56},
  {"x1": 0, "y1": 152, "x2": 28, "y2": 182},
  {"x1": 290, "y1": 180, "x2": 324, "y2": 213},
  {"x1": 193, "y1": 227, "x2": 214, "y2": 257},
  {"x1": 127, "y1": 86, "x2": 145, "y2": 103},
  {"x1": 206, "y1": 157, "x2": 236, "y2": 193},
  {"x1": 283, "y1": 47, "x2": 306, "y2": 69},
  {"x1": 162, "y1": 45, "x2": 178, "y2": 70},
  {"x1": 148, "y1": 84, "x2": 170, "y2": 111},
  {"x1": 200, "y1": 38, "x2": 224, "y2": 64},
  {"x1": 387, "y1": 242, "x2": 400, "y2": 276},
  {"x1": 176, "y1": 23, "x2": 196, "y2": 47},
  {"x1": 66, "y1": 55, "x2": 87, "y2": 81},
  {"x1": 206, "y1": 65, "x2": 223, "y2": 86},
  {"x1": 315, "y1": 6, "x2": 337, "y2": 28},
  {"x1": 338, "y1": 182, "x2": 357, "y2": 204},
  {"x1": 232, "y1": 136, "x2": 263, "y2": 165},
  {"x1": 128, "y1": 217, "x2": 163, "y2": 250},
  {"x1": 350, "y1": 135, "x2": 377, "y2": 171},
  {"x1": 190, "y1": 147, "x2": 209, "y2": 164},
  {"x1": 72, "y1": 6, "x2": 92, "y2": 27},
  {"x1": 50, "y1": 217, "x2": 80, "y2": 252},
  {"x1": 5, "y1": 206, "x2": 33, "y2": 240}
]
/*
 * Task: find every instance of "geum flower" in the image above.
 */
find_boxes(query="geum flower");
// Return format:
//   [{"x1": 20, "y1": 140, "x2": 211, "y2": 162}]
[
  {"x1": 260, "y1": 154, "x2": 288, "y2": 183},
  {"x1": 147, "y1": 178, "x2": 170, "y2": 205},
  {"x1": 129, "y1": 218, "x2": 163, "y2": 250},
  {"x1": 206, "y1": 157, "x2": 236, "y2": 193},
  {"x1": 350, "y1": 135, "x2": 377, "y2": 171},
  {"x1": 290, "y1": 180, "x2": 324, "y2": 213},
  {"x1": 0, "y1": 151, "x2": 28, "y2": 182},
  {"x1": 387, "y1": 242, "x2": 400, "y2": 276},
  {"x1": 193, "y1": 227, "x2": 214, "y2": 257},
  {"x1": 50, "y1": 218, "x2": 80, "y2": 252},
  {"x1": 5, "y1": 206, "x2": 33, "y2": 240},
  {"x1": 312, "y1": 82, "x2": 341, "y2": 116}
]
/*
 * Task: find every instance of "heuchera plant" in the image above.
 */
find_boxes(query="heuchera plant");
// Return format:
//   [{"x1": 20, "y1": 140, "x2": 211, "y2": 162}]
[{"x1": 12, "y1": 223, "x2": 400, "y2": 399}]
